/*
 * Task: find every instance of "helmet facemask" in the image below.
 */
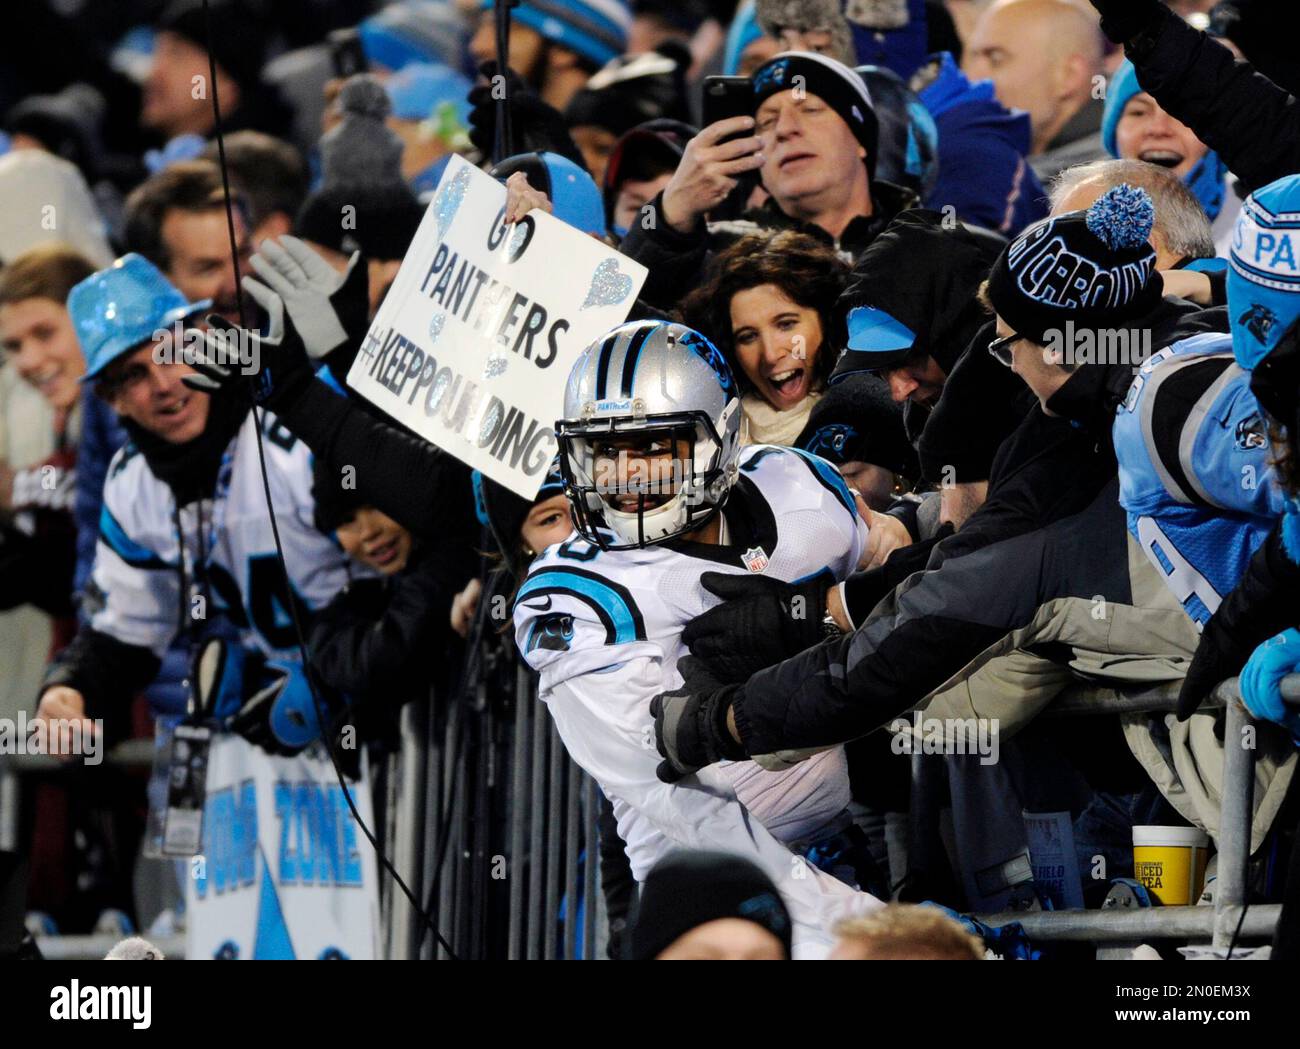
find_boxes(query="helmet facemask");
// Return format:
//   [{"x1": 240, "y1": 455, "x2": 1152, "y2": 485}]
[{"x1": 557, "y1": 404, "x2": 740, "y2": 550}]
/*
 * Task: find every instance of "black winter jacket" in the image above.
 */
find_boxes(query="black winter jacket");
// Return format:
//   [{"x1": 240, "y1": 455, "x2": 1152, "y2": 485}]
[
  {"x1": 619, "y1": 180, "x2": 919, "y2": 310},
  {"x1": 1122, "y1": 3, "x2": 1300, "y2": 195},
  {"x1": 732, "y1": 300, "x2": 1227, "y2": 754}
]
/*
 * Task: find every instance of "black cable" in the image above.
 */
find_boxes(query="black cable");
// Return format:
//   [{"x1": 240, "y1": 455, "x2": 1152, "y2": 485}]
[
  {"x1": 418, "y1": 549, "x2": 499, "y2": 953},
  {"x1": 198, "y1": 0, "x2": 456, "y2": 959},
  {"x1": 1227, "y1": 897, "x2": 1248, "y2": 959},
  {"x1": 493, "y1": 0, "x2": 519, "y2": 163}
]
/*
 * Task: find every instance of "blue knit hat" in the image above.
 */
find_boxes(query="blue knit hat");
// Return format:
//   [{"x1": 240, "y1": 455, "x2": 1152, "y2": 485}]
[
  {"x1": 69, "y1": 254, "x2": 209, "y2": 381},
  {"x1": 478, "y1": 0, "x2": 631, "y2": 69},
  {"x1": 359, "y1": 1, "x2": 468, "y2": 72},
  {"x1": 1228, "y1": 174, "x2": 1300, "y2": 371},
  {"x1": 1101, "y1": 60, "x2": 1228, "y2": 221}
]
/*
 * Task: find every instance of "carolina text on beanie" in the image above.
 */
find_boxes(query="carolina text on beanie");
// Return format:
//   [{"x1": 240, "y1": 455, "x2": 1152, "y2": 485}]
[
  {"x1": 750, "y1": 52, "x2": 878, "y2": 180},
  {"x1": 985, "y1": 184, "x2": 1163, "y2": 346},
  {"x1": 627, "y1": 850, "x2": 794, "y2": 960},
  {"x1": 293, "y1": 76, "x2": 425, "y2": 261}
]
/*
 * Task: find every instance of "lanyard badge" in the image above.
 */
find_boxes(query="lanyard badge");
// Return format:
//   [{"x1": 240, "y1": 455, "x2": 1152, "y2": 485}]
[
  {"x1": 161, "y1": 636, "x2": 244, "y2": 856},
  {"x1": 159, "y1": 721, "x2": 212, "y2": 857}
]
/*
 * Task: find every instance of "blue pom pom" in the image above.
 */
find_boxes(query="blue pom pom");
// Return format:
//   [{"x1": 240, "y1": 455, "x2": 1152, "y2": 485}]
[{"x1": 1085, "y1": 183, "x2": 1155, "y2": 251}]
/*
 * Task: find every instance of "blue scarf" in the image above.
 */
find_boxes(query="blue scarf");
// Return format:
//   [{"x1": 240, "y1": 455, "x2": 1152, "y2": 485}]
[{"x1": 1185, "y1": 150, "x2": 1229, "y2": 222}]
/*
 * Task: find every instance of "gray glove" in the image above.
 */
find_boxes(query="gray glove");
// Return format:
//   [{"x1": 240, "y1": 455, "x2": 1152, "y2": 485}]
[{"x1": 248, "y1": 235, "x2": 366, "y2": 360}]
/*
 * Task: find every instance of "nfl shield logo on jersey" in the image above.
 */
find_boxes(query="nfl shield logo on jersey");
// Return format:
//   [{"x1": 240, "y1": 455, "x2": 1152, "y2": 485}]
[{"x1": 741, "y1": 546, "x2": 769, "y2": 573}]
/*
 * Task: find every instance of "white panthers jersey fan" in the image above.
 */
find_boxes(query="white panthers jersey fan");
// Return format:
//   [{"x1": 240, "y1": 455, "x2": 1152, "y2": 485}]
[
  {"x1": 91, "y1": 409, "x2": 364, "y2": 658},
  {"x1": 513, "y1": 443, "x2": 882, "y2": 957}
]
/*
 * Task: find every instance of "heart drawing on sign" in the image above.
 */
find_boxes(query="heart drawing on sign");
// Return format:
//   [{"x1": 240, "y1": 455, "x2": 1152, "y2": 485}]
[
  {"x1": 433, "y1": 165, "x2": 471, "y2": 239},
  {"x1": 428, "y1": 312, "x2": 446, "y2": 343},
  {"x1": 507, "y1": 222, "x2": 530, "y2": 259},
  {"x1": 581, "y1": 258, "x2": 634, "y2": 310}
]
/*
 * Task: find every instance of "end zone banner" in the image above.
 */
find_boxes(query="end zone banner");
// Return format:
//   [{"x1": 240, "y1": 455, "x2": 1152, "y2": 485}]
[
  {"x1": 185, "y1": 736, "x2": 379, "y2": 960},
  {"x1": 347, "y1": 153, "x2": 647, "y2": 500}
]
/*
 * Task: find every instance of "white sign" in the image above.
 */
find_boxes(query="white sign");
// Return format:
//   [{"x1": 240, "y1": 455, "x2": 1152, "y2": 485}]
[
  {"x1": 347, "y1": 153, "x2": 647, "y2": 499},
  {"x1": 185, "y1": 735, "x2": 379, "y2": 960}
]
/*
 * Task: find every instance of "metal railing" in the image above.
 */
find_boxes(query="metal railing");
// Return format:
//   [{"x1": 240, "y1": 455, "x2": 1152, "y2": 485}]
[
  {"x1": 974, "y1": 675, "x2": 1300, "y2": 952},
  {"x1": 6, "y1": 658, "x2": 1295, "y2": 960},
  {"x1": 382, "y1": 646, "x2": 606, "y2": 960}
]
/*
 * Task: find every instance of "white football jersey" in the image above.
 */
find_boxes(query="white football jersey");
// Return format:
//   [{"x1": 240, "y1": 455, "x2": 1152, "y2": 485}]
[
  {"x1": 90, "y1": 408, "x2": 363, "y2": 659},
  {"x1": 513, "y1": 444, "x2": 880, "y2": 956}
]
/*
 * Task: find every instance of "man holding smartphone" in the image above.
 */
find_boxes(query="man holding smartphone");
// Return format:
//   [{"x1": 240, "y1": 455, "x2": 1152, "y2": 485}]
[{"x1": 621, "y1": 51, "x2": 919, "y2": 309}]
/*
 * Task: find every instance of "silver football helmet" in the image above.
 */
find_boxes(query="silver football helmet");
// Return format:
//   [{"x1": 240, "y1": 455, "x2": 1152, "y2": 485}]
[{"x1": 558, "y1": 320, "x2": 742, "y2": 549}]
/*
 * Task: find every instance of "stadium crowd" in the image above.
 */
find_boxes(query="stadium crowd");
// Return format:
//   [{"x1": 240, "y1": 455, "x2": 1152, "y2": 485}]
[{"x1": 2, "y1": 0, "x2": 1300, "y2": 961}]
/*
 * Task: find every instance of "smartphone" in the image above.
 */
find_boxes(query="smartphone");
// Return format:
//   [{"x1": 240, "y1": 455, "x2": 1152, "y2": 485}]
[
  {"x1": 702, "y1": 75, "x2": 754, "y2": 138},
  {"x1": 328, "y1": 28, "x2": 369, "y2": 79},
  {"x1": 701, "y1": 75, "x2": 760, "y2": 219}
]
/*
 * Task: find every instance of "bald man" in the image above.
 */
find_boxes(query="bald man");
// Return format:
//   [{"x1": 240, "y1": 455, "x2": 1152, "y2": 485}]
[{"x1": 964, "y1": 0, "x2": 1107, "y2": 181}]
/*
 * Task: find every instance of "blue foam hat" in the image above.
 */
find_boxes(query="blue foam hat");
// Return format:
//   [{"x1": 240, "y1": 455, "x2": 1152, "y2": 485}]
[
  {"x1": 69, "y1": 253, "x2": 210, "y2": 381},
  {"x1": 490, "y1": 151, "x2": 607, "y2": 237},
  {"x1": 1228, "y1": 174, "x2": 1300, "y2": 370}
]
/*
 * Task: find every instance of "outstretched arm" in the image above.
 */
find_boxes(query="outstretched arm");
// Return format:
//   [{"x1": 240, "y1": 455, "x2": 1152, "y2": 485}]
[{"x1": 1092, "y1": 0, "x2": 1300, "y2": 193}]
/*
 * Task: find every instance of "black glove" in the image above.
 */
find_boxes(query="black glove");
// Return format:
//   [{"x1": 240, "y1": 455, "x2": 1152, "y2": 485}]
[
  {"x1": 468, "y1": 61, "x2": 585, "y2": 168},
  {"x1": 650, "y1": 655, "x2": 747, "y2": 783},
  {"x1": 181, "y1": 276, "x2": 315, "y2": 410},
  {"x1": 1088, "y1": 0, "x2": 1165, "y2": 45},
  {"x1": 681, "y1": 571, "x2": 832, "y2": 683}
]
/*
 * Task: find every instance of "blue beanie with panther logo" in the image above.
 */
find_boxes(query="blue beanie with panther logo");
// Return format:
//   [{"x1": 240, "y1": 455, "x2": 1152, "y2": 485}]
[{"x1": 1228, "y1": 174, "x2": 1300, "y2": 371}]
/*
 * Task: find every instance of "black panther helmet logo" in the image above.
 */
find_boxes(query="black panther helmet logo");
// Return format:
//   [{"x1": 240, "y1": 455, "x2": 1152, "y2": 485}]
[{"x1": 1239, "y1": 303, "x2": 1279, "y2": 345}]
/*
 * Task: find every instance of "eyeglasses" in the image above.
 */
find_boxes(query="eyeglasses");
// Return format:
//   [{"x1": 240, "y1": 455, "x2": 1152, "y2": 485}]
[{"x1": 988, "y1": 331, "x2": 1024, "y2": 368}]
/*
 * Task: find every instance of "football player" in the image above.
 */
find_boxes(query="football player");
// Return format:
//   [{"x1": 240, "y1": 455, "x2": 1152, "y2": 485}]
[{"x1": 512, "y1": 319, "x2": 883, "y2": 957}]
